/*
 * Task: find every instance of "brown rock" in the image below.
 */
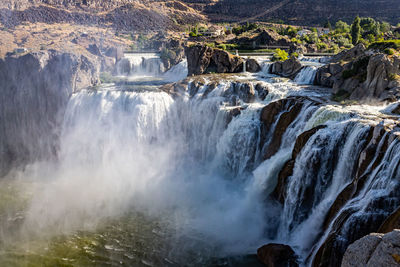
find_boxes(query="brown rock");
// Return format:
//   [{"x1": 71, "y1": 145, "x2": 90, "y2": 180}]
[
  {"x1": 270, "y1": 57, "x2": 302, "y2": 79},
  {"x1": 257, "y1": 243, "x2": 298, "y2": 267},
  {"x1": 185, "y1": 45, "x2": 244, "y2": 76},
  {"x1": 246, "y1": 58, "x2": 261, "y2": 72}
]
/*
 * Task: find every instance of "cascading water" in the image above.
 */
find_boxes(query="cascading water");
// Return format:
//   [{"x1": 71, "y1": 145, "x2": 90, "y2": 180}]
[
  {"x1": 294, "y1": 66, "x2": 317, "y2": 85},
  {"x1": 115, "y1": 52, "x2": 165, "y2": 77},
  {"x1": 1, "y1": 54, "x2": 399, "y2": 267}
]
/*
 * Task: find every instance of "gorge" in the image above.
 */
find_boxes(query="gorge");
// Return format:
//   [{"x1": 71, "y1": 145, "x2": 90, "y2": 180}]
[{"x1": 0, "y1": 46, "x2": 400, "y2": 266}]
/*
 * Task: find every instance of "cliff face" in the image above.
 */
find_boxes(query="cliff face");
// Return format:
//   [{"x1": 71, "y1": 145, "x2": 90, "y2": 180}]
[
  {"x1": 0, "y1": 0, "x2": 204, "y2": 31},
  {"x1": 1, "y1": 0, "x2": 398, "y2": 28},
  {"x1": 0, "y1": 51, "x2": 99, "y2": 176},
  {"x1": 200, "y1": 0, "x2": 400, "y2": 25}
]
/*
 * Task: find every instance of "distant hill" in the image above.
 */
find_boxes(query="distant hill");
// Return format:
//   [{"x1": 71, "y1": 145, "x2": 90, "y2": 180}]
[
  {"x1": 0, "y1": 0, "x2": 398, "y2": 29},
  {"x1": 184, "y1": 0, "x2": 400, "y2": 25}
]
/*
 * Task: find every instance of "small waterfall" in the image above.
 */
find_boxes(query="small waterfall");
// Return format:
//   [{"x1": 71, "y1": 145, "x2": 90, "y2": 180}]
[
  {"x1": 294, "y1": 66, "x2": 318, "y2": 85},
  {"x1": 162, "y1": 59, "x2": 188, "y2": 82},
  {"x1": 115, "y1": 52, "x2": 165, "y2": 77}
]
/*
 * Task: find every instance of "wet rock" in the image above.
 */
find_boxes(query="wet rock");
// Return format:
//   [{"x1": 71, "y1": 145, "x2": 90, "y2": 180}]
[
  {"x1": 185, "y1": 45, "x2": 244, "y2": 76},
  {"x1": 255, "y1": 82, "x2": 269, "y2": 101},
  {"x1": 391, "y1": 103, "x2": 400, "y2": 115},
  {"x1": 270, "y1": 57, "x2": 302, "y2": 79},
  {"x1": 379, "y1": 206, "x2": 400, "y2": 233},
  {"x1": 257, "y1": 243, "x2": 298, "y2": 267},
  {"x1": 342, "y1": 230, "x2": 400, "y2": 267},
  {"x1": 246, "y1": 58, "x2": 261, "y2": 73},
  {"x1": 0, "y1": 50, "x2": 99, "y2": 176},
  {"x1": 262, "y1": 99, "x2": 304, "y2": 160}
]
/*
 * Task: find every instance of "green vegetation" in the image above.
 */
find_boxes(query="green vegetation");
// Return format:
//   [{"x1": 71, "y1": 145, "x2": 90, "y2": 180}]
[
  {"x1": 369, "y1": 40, "x2": 400, "y2": 51},
  {"x1": 384, "y1": 48, "x2": 396, "y2": 55},
  {"x1": 272, "y1": 48, "x2": 289, "y2": 62},
  {"x1": 388, "y1": 73, "x2": 400, "y2": 81},
  {"x1": 232, "y1": 22, "x2": 258, "y2": 35},
  {"x1": 332, "y1": 90, "x2": 351, "y2": 102},
  {"x1": 351, "y1": 16, "x2": 361, "y2": 45}
]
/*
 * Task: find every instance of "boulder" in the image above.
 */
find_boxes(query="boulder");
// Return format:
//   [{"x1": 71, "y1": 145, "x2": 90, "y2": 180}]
[
  {"x1": 254, "y1": 29, "x2": 291, "y2": 47},
  {"x1": 255, "y1": 82, "x2": 270, "y2": 100},
  {"x1": 270, "y1": 57, "x2": 302, "y2": 79},
  {"x1": 246, "y1": 58, "x2": 261, "y2": 72},
  {"x1": 331, "y1": 43, "x2": 366, "y2": 63},
  {"x1": 185, "y1": 45, "x2": 244, "y2": 76},
  {"x1": 341, "y1": 230, "x2": 400, "y2": 267},
  {"x1": 257, "y1": 243, "x2": 298, "y2": 267},
  {"x1": 315, "y1": 47, "x2": 400, "y2": 101}
]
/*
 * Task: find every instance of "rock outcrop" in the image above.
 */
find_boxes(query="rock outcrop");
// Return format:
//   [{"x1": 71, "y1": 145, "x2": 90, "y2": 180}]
[
  {"x1": 0, "y1": 50, "x2": 99, "y2": 176},
  {"x1": 270, "y1": 57, "x2": 302, "y2": 79},
  {"x1": 315, "y1": 45, "x2": 400, "y2": 101},
  {"x1": 246, "y1": 58, "x2": 261, "y2": 73},
  {"x1": 185, "y1": 45, "x2": 244, "y2": 76},
  {"x1": 341, "y1": 230, "x2": 400, "y2": 267},
  {"x1": 231, "y1": 29, "x2": 291, "y2": 50},
  {"x1": 257, "y1": 243, "x2": 298, "y2": 267}
]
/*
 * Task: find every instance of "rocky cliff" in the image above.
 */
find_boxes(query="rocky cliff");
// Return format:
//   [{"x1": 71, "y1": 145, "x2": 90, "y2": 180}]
[
  {"x1": 315, "y1": 44, "x2": 400, "y2": 102},
  {"x1": 342, "y1": 230, "x2": 400, "y2": 267},
  {"x1": 0, "y1": 0, "x2": 204, "y2": 31},
  {"x1": 0, "y1": 51, "x2": 99, "y2": 176}
]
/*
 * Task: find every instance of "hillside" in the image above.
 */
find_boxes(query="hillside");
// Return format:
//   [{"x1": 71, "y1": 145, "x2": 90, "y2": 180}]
[
  {"x1": 198, "y1": 0, "x2": 400, "y2": 25},
  {"x1": 179, "y1": 0, "x2": 400, "y2": 26},
  {"x1": 1, "y1": 0, "x2": 398, "y2": 29},
  {"x1": 0, "y1": 0, "x2": 205, "y2": 31}
]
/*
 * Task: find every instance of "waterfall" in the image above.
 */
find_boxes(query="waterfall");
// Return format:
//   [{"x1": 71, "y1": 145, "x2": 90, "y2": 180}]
[
  {"x1": 115, "y1": 52, "x2": 165, "y2": 77},
  {"x1": 294, "y1": 66, "x2": 317, "y2": 85},
  {"x1": 162, "y1": 59, "x2": 188, "y2": 82},
  {"x1": 2, "y1": 58, "x2": 400, "y2": 266}
]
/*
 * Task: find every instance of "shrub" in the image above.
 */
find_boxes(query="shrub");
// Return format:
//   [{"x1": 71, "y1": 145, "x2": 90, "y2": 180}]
[
  {"x1": 217, "y1": 44, "x2": 227, "y2": 50},
  {"x1": 317, "y1": 42, "x2": 328, "y2": 51},
  {"x1": 290, "y1": 52, "x2": 299, "y2": 58},
  {"x1": 272, "y1": 48, "x2": 289, "y2": 62},
  {"x1": 160, "y1": 48, "x2": 176, "y2": 62},
  {"x1": 384, "y1": 48, "x2": 395, "y2": 55},
  {"x1": 369, "y1": 40, "x2": 400, "y2": 51}
]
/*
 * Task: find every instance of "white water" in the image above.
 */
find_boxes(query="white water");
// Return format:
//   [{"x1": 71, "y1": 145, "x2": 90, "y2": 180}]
[
  {"x1": 115, "y1": 53, "x2": 165, "y2": 77},
  {"x1": 294, "y1": 66, "x2": 317, "y2": 85}
]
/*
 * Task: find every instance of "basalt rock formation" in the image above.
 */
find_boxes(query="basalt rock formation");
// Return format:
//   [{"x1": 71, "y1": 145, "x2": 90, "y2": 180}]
[
  {"x1": 315, "y1": 44, "x2": 400, "y2": 101},
  {"x1": 270, "y1": 57, "x2": 302, "y2": 79},
  {"x1": 185, "y1": 45, "x2": 244, "y2": 76},
  {"x1": 341, "y1": 230, "x2": 400, "y2": 267},
  {"x1": 0, "y1": 50, "x2": 99, "y2": 176}
]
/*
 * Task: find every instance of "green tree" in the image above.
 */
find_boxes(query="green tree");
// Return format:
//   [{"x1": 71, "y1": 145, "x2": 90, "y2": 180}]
[
  {"x1": 351, "y1": 16, "x2": 361, "y2": 45},
  {"x1": 324, "y1": 20, "x2": 332, "y2": 30},
  {"x1": 360, "y1": 17, "x2": 376, "y2": 32},
  {"x1": 379, "y1": 21, "x2": 391, "y2": 33},
  {"x1": 335, "y1": 20, "x2": 350, "y2": 33}
]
